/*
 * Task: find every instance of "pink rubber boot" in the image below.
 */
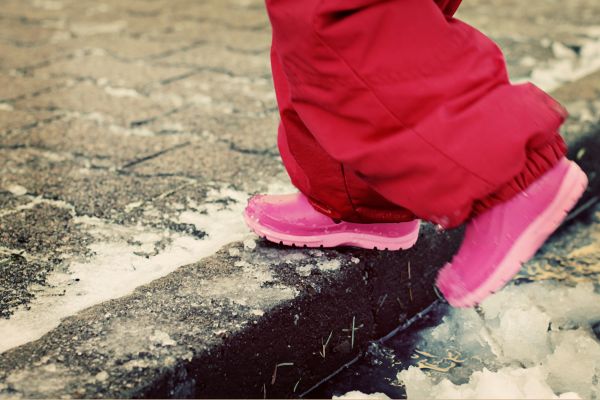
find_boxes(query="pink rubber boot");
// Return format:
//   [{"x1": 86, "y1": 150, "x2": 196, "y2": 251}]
[
  {"x1": 436, "y1": 158, "x2": 588, "y2": 308},
  {"x1": 244, "y1": 193, "x2": 420, "y2": 250}
]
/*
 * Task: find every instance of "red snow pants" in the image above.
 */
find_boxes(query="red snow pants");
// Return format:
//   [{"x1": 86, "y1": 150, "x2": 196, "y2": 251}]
[{"x1": 266, "y1": 0, "x2": 568, "y2": 228}]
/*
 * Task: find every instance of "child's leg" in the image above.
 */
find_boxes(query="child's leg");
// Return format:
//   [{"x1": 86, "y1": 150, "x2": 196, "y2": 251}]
[
  {"x1": 242, "y1": 46, "x2": 421, "y2": 250},
  {"x1": 266, "y1": 0, "x2": 567, "y2": 228},
  {"x1": 437, "y1": 158, "x2": 587, "y2": 307},
  {"x1": 258, "y1": 0, "x2": 588, "y2": 305},
  {"x1": 271, "y1": 46, "x2": 415, "y2": 224}
]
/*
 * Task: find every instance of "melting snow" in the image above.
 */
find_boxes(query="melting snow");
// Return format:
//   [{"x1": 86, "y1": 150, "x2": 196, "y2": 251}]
[
  {"x1": 0, "y1": 187, "x2": 252, "y2": 353},
  {"x1": 525, "y1": 27, "x2": 600, "y2": 92},
  {"x1": 396, "y1": 281, "x2": 600, "y2": 399}
]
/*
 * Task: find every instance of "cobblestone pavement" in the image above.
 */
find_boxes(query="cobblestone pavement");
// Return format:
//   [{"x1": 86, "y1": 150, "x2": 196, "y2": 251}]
[
  {"x1": 0, "y1": 0, "x2": 599, "y2": 397},
  {"x1": 0, "y1": 0, "x2": 285, "y2": 325}
]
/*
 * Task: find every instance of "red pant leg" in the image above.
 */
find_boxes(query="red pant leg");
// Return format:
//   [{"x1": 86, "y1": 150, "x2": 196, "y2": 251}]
[
  {"x1": 266, "y1": 0, "x2": 566, "y2": 228},
  {"x1": 271, "y1": 47, "x2": 416, "y2": 222}
]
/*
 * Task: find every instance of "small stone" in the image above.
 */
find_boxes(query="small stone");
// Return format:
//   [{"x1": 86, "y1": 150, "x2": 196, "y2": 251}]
[
  {"x1": 296, "y1": 265, "x2": 313, "y2": 277},
  {"x1": 44, "y1": 364, "x2": 58, "y2": 372},
  {"x1": 243, "y1": 239, "x2": 256, "y2": 250},
  {"x1": 5, "y1": 184, "x2": 27, "y2": 196},
  {"x1": 95, "y1": 371, "x2": 109, "y2": 382}
]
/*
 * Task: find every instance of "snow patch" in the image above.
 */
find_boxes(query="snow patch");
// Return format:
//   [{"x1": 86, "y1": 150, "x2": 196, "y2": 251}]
[
  {"x1": 399, "y1": 366, "x2": 580, "y2": 399},
  {"x1": 396, "y1": 282, "x2": 600, "y2": 399},
  {"x1": 526, "y1": 28, "x2": 600, "y2": 92},
  {"x1": 318, "y1": 259, "x2": 341, "y2": 272},
  {"x1": 0, "y1": 187, "x2": 252, "y2": 353},
  {"x1": 194, "y1": 261, "x2": 297, "y2": 309},
  {"x1": 0, "y1": 196, "x2": 75, "y2": 219}
]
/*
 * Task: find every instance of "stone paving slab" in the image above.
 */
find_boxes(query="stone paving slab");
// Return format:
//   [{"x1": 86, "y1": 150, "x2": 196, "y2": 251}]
[{"x1": 0, "y1": 0, "x2": 600, "y2": 398}]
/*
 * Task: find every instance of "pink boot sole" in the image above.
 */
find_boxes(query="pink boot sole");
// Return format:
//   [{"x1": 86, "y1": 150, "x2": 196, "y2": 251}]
[
  {"x1": 244, "y1": 212, "x2": 420, "y2": 250},
  {"x1": 438, "y1": 160, "x2": 588, "y2": 308}
]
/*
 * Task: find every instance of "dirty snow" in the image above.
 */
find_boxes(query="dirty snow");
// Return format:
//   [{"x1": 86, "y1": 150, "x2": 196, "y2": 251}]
[
  {"x1": 334, "y1": 391, "x2": 390, "y2": 399},
  {"x1": 525, "y1": 27, "x2": 600, "y2": 92},
  {"x1": 0, "y1": 187, "x2": 254, "y2": 353},
  {"x1": 318, "y1": 259, "x2": 342, "y2": 272},
  {"x1": 396, "y1": 281, "x2": 600, "y2": 399}
]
